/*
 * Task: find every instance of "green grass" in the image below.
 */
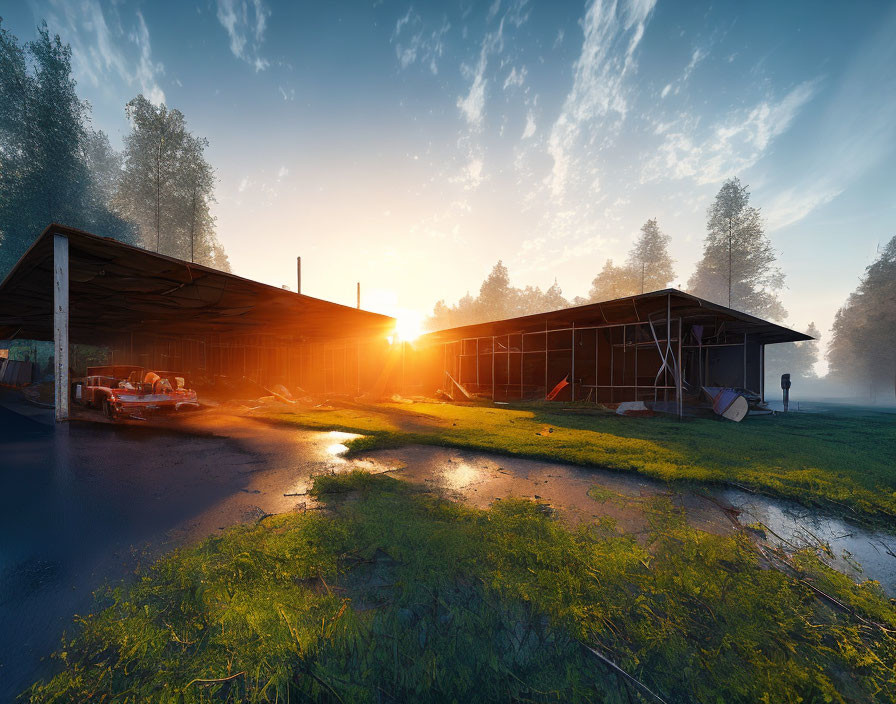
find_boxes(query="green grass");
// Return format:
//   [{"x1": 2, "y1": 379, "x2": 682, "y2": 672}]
[
  {"x1": 255, "y1": 401, "x2": 896, "y2": 526},
  {"x1": 28, "y1": 472, "x2": 896, "y2": 703}
]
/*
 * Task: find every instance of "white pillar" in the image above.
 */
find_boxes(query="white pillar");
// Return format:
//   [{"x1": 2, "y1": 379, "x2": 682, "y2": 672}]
[{"x1": 54, "y1": 234, "x2": 69, "y2": 421}]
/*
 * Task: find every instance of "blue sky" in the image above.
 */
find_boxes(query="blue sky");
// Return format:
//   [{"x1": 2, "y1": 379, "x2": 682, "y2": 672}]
[{"x1": 5, "y1": 0, "x2": 896, "y2": 361}]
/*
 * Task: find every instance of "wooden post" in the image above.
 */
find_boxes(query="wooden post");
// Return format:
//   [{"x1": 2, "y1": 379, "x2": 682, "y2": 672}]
[
  {"x1": 356, "y1": 282, "x2": 360, "y2": 309},
  {"x1": 53, "y1": 234, "x2": 70, "y2": 421},
  {"x1": 296, "y1": 256, "x2": 302, "y2": 294},
  {"x1": 743, "y1": 333, "x2": 747, "y2": 390},
  {"x1": 570, "y1": 326, "x2": 575, "y2": 402}
]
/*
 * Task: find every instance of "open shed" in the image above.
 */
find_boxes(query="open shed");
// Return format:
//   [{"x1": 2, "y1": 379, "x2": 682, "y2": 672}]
[
  {"x1": 0, "y1": 225, "x2": 397, "y2": 419},
  {"x1": 410, "y1": 289, "x2": 811, "y2": 415}
]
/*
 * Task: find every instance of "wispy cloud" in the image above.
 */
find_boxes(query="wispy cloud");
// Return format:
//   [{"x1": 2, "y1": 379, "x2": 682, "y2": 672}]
[
  {"x1": 764, "y1": 185, "x2": 843, "y2": 230},
  {"x1": 764, "y1": 10, "x2": 896, "y2": 229},
  {"x1": 43, "y1": 0, "x2": 166, "y2": 104},
  {"x1": 642, "y1": 80, "x2": 817, "y2": 185},
  {"x1": 457, "y1": 28, "x2": 502, "y2": 129},
  {"x1": 216, "y1": 0, "x2": 271, "y2": 72},
  {"x1": 131, "y1": 12, "x2": 165, "y2": 105},
  {"x1": 392, "y1": 8, "x2": 450, "y2": 74},
  {"x1": 546, "y1": 0, "x2": 657, "y2": 198},
  {"x1": 522, "y1": 110, "x2": 536, "y2": 139},
  {"x1": 661, "y1": 46, "x2": 707, "y2": 98},
  {"x1": 503, "y1": 65, "x2": 527, "y2": 90}
]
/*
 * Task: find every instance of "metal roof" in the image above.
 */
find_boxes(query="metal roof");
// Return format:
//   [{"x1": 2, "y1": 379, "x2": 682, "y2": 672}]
[
  {"x1": 421, "y1": 288, "x2": 812, "y2": 345},
  {"x1": 0, "y1": 224, "x2": 395, "y2": 343}
]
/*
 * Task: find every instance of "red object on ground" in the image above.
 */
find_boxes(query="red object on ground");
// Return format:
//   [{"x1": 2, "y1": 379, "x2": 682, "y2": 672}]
[
  {"x1": 546, "y1": 376, "x2": 569, "y2": 401},
  {"x1": 79, "y1": 365, "x2": 199, "y2": 420}
]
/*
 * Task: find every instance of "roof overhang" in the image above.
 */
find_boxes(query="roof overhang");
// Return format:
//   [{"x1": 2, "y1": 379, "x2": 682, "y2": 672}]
[
  {"x1": 0, "y1": 224, "x2": 395, "y2": 343},
  {"x1": 421, "y1": 289, "x2": 811, "y2": 345}
]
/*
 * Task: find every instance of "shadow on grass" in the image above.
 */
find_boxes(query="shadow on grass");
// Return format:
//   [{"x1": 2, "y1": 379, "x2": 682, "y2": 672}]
[{"x1": 27, "y1": 471, "x2": 896, "y2": 704}]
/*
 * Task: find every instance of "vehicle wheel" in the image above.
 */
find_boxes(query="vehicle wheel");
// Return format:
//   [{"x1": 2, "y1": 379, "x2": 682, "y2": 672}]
[{"x1": 103, "y1": 398, "x2": 115, "y2": 421}]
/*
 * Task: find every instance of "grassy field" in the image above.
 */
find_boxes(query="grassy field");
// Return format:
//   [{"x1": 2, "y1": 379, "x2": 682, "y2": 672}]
[
  {"x1": 255, "y1": 401, "x2": 896, "y2": 526},
  {"x1": 28, "y1": 472, "x2": 896, "y2": 703}
]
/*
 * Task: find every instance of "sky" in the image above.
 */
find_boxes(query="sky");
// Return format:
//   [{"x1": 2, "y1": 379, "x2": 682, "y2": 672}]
[{"x1": 4, "y1": 0, "x2": 896, "y2": 368}]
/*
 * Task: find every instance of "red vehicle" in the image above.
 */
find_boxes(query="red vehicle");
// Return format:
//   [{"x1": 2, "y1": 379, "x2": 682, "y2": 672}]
[{"x1": 77, "y1": 365, "x2": 199, "y2": 419}]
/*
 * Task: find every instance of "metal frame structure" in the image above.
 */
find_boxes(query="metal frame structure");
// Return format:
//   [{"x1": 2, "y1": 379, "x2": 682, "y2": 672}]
[{"x1": 418, "y1": 290, "x2": 811, "y2": 418}]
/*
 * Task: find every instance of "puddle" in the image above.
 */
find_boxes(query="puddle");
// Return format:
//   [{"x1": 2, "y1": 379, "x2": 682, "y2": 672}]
[
  {"x1": 721, "y1": 490, "x2": 896, "y2": 592},
  {"x1": 323, "y1": 430, "x2": 362, "y2": 459},
  {"x1": 363, "y1": 444, "x2": 896, "y2": 596}
]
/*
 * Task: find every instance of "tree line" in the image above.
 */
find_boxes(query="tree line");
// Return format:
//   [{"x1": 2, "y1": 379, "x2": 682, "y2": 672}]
[
  {"x1": 828, "y1": 235, "x2": 896, "y2": 399},
  {"x1": 428, "y1": 177, "x2": 787, "y2": 325},
  {"x1": 427, "y1": 177, "x2": 830, "y2": 382},
  {"x1": 0, "y1": 20, "x2": 229, "y2": 278}
]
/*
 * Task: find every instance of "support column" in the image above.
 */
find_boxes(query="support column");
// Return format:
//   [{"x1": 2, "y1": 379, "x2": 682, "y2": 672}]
[
  {"x1": 677, "y1": 318, "x2": 683, "y2": 419},
  {"x1": 760, "y1": 344, "x2": 765, "y2": 402},
  {"x1": 491, "y1": 335, "x2": 495, "y2": 400},
  {"x1": 53, "y1": 234, "x2": 70, "y2": 421}
]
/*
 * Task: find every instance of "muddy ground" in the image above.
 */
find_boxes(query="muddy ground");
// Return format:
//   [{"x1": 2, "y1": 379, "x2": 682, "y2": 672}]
[{"x1": 1, "y1": 399, "x2": 893, "y2": 700}]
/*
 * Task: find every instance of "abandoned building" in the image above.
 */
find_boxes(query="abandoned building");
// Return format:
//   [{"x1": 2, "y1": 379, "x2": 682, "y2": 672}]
[
  {"x1": 0, "y1": 224, "x2": 398, "y2": 419},
  {"x1": 0, "y1": 225, "x2": 811, "y2": 420},
  {"x1": 406, "y1": 290, "x2": 812, "y2": 414}
]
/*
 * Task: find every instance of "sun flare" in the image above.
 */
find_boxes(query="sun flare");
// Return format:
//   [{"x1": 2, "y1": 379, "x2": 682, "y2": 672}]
[{"x1": 394, "y1": 311, "x2": 424, "y2": 343}]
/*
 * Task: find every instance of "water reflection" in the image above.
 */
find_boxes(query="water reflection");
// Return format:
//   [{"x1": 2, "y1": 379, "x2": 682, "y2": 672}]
[
  {"x1": 323, "y1": 431, "x2": 361, "y2": 459},
  {"x1": 720, "y1": 489, "x2": 896, "y2": 595},
  {"x1": 440, "y1": 461, "x2": 481, "y2": 491}
]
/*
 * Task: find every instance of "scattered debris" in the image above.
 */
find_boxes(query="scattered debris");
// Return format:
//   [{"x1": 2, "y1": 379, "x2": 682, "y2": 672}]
[
  {"x1": 546, "y1": 376, "x2": 569, "y2": 401},
  {"x1": 444, "y1": 373, "x2": 473, "y2": 401},
  {"x1": 615, "y1": 401, "x2": 654, "y2": 417},
  {"x1": 703, "y1": 387, "x2": 749, "y2": 422}
]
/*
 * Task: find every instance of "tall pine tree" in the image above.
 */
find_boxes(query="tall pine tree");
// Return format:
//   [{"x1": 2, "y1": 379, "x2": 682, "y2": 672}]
[
  {"x1": 626, "y1": 218, "x2": 675, "y2": 294},
  {"x1": 688, "y1": 178, "x2": 785, "y2": 320},
  {"x1": 828, "y1": 236, "x2": 896, "y2": 399}
]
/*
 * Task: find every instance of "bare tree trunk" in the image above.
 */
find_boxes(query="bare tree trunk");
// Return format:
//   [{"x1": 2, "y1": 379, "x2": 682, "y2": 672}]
[
  {"x1": 190, "y1": 184, "x2": 197, "y2": 263},
  {"x1": 727, "y1": 219, "x2": 732, "y2": 308},
  {"x1": 156, "y1": 138, "x2": 161, "y2": 252}
]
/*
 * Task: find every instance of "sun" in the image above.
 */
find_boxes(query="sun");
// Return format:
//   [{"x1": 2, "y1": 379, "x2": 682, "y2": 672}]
[{"x1": 394, "y1": 311, "x2": 424, "y2": 343}]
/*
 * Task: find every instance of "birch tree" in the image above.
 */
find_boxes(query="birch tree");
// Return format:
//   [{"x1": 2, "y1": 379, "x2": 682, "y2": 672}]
[
  {"x1": 687, "y1": 178, "x2": 785, "y2": 320},
  {"x1": 116, "y1": 96, "x2": 188, "y2": 254},
  {"x1": 116, "y1": 95, "x2": 228, "y2": 269},
  {"x1": 626, "y1": 218, "x2": 675, "y2": 294}
]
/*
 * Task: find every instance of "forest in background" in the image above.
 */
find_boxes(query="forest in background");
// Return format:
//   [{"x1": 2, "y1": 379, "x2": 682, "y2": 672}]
[{"x1": 0, "y1": 20, "x2": 229, "y2": 278}]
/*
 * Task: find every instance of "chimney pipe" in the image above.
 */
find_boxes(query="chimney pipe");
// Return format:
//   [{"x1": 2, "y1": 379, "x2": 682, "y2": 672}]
[
  {"x1": 296, "y1": 256, "x2": 301, "y2": 294},
  {"x1": 356, "y1": 281, "x2": 361, "y2": 309}
]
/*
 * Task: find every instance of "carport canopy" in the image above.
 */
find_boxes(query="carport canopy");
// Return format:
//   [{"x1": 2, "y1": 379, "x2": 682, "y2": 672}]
[
  {"x1": 0, "y1": 225, "x2": 396, "y2": 420},
  {"x1": 0, "y1": 224, "x2": 395, "y2": 344}
]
